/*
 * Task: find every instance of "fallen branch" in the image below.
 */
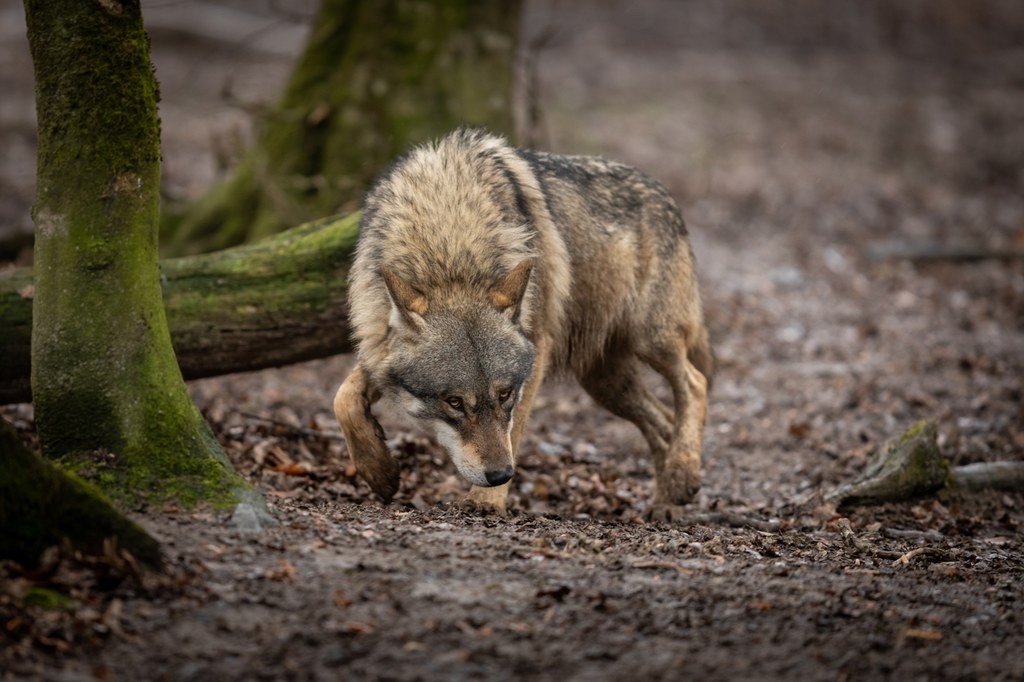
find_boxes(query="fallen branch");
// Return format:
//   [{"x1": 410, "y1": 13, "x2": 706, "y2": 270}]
[
  {"x1": 866, "y1": 240, "x2": 1024, "y2": 264},
  {"x1": 631, "y1": 559, "x2": 695, "y2": 575},
  {"x1": 237, "y1": 411, "x2": 345, "y2": 442},
  {"x1": 0, "y1": 213, "x2": 359, "y2": 405},
  {"x1": 690, "y1": 511, "x2": 782, "y2": 533},
  {"x1": 950, "y1": 461, "x2": 1024, "y2": 492}
]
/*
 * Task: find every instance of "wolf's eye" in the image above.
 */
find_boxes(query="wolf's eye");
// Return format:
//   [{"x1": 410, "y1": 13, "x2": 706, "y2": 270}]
[
  {"x1": 445, "y1": 396, "x2": 464, "y2": 410},
  {"x1": 497, "y1": 389, "x2": 513, "y2": 403}
]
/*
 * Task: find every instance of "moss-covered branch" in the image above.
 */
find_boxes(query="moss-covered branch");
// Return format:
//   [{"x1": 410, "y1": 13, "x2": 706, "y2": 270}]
[{"x1": 0, "y1": 213, "x2": 358, "y2": 405}]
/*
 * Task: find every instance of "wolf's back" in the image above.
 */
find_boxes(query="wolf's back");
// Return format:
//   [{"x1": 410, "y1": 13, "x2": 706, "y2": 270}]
[
  {"x1": 350, "y1": 128, "x2": 705, "y2": 383},
  {"x1": 348, "y1": 129, "x2": 571, "y2": 364}
]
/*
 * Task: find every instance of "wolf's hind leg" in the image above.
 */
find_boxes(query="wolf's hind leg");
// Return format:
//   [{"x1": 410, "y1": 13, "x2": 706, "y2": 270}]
[
  {"x1": 643, "y1": 345, "x2": 708, "y2": 506},
  {"x1": 334, "y1": 364, "x2": 400, "y2": 501},
  {"x1": 581, "y1": 354, "x2": 674, "y2": 464}
]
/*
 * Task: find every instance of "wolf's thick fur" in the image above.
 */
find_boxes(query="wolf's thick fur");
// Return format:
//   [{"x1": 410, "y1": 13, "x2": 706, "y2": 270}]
[{"x1": 334, "y1": 129, "x2": 711, "y2": 515}]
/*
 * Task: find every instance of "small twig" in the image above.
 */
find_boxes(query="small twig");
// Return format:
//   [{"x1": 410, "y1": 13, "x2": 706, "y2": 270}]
[
  {"x1": 882, "y1": 528, "x2": 946, "y2": 543},
  {"x1": 236, "y1": 411, "x2": 344, "y2": 441},
  {"x1": 689, "y1": 511, "x2": 781, "y2": 533},
  {"x1": 891, "y1": 546, "x2": 949, "y2": 567},
  {"x1": 631, "y1": 560, "x2": 695, "y2": 575}
]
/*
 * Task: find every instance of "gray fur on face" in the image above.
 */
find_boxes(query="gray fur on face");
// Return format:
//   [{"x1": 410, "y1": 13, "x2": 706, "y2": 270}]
[{"x1": 385, "y1": 307, "x2": 535, "y2": 418}]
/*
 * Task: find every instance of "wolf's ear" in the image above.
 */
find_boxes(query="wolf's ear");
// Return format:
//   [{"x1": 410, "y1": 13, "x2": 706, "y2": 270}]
[
  {"x1": 489, "y1": 260, "x2": 533, "y2": 322},
  {"x1": 382, "y1": 267, "x2": 428, "y2": 330}
]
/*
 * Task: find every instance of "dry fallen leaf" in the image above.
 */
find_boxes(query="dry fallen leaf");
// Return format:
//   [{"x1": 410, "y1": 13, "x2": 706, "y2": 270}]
[
  {"x1": 338, "y1": 621, "x2": 375, "y2": 635},
  {"x1": 265, "y1": 559, "x2": 296, "y2": 583},
  {"x1": 333, "y1": 589, "x2": 352, "y2": 608},
  {"x1": 902, "y1": 627, "x2": 942, "y2": 642},
  {"x1": 275, "y1": 462, "x2": 310, "y2": 476}
]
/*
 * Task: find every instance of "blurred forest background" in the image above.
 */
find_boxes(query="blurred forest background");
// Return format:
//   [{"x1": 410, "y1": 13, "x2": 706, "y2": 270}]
[
  {"x1": 1, "y1": 1, "x2": 1023, "y2": 680},
  {"x1": 2, "y1": 0, "x2": 1022, "y2": 262}
]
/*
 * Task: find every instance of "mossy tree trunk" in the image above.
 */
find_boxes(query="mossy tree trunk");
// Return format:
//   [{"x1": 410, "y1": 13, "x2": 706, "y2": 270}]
[
  {"x1": 23, "y1": 0, "x2": 263, "y2": 513},
  {"x1": 1, "y1": 213, "x2": 359, "y2": 405},
  {"x1": 163, "y1": 0, "x2": 522, "y2": 255}
]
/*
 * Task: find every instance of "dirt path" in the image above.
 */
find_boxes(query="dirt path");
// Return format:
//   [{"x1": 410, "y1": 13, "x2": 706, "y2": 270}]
[{"x1": 3, "y1": 2, "x2": 1023, "y2": 680}]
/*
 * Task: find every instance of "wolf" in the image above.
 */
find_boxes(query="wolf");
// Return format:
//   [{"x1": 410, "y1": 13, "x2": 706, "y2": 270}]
[{"x1": 333, "y1": 128, "x2": 712, "y2": 517}]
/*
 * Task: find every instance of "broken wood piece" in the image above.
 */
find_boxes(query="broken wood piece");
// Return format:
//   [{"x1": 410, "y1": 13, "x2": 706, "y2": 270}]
[
  {"x1": 829, "y1": 420, "x2": 948, "y2": 509},
  {"x1": 687, "y1": 511, "x2": 782, "y2": 533},
  {"x1": 830, "y1": 419, "x2": 1024, "y2": 508}
]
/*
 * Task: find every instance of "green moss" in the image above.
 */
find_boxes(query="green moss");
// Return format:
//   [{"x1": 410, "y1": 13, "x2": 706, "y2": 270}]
[
  {"x1": 24, "y1": 0, "x2": 267, "y2": 522},
  {"x1": 24, "y1": 587, "x2": 73, "y2": 610},
  {"x1": 898, "y1": 419, "x2": 930, "y2": 445}
]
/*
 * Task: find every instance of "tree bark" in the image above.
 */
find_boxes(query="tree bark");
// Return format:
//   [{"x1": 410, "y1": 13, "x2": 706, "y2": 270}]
[
  {"x1": 162, "y1": 0, "x2": 523, "y2": 255},
  {"x1": 0, "y1": 419, "x2": 161, "y2": 568},
  {"x1": 23, "y1": 0, "x2": 266, "y2": 515},
  {"x1": 0, "y1": 213, "x2": 359, "y2": 405}
]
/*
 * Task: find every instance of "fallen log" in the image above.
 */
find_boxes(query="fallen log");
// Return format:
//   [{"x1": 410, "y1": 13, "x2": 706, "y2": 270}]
[
  {"x1": 0, "y1": 212, "x2": 359, "y2": 405},
  {"x1": 865, "y1": 240, "x2": 1024, "y2": 264},
  {"x1": 829, "y1": 419, "x2": 1024, "y2": 508}
]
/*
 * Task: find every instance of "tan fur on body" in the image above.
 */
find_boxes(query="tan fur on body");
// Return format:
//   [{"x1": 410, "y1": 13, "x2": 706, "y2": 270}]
[{"x1": 334, "y1": 129, "x2": 711, "y2": 516}]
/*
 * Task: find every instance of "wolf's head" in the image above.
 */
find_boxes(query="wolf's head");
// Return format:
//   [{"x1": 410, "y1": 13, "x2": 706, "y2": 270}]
[{"x1": 381, "y1": 262, "x2": 535, "y2": 487}]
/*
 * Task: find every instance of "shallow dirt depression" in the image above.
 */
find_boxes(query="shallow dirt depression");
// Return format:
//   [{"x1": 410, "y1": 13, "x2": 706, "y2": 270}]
[{"x1": 2, "y1": 1, "x2": 1023, "y2": 680}]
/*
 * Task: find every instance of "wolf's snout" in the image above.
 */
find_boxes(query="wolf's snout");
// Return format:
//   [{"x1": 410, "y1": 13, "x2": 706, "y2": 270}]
[{"x1": 484, "y1": 466, "x2": 514, "y2": 486}]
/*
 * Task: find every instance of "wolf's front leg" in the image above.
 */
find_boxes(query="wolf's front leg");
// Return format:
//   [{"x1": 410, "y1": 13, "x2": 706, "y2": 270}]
[
  {"x1": 465, "y1": 482, "x2": 512, "y2": 514},
  {"x1": 334, "y1": 364, "x2": 400, "y2": 501}
]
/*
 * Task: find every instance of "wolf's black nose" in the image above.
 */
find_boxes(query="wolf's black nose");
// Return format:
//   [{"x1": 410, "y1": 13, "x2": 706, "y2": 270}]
[{"x1": 485, "y1": 466, "x2": 514, "y2": 486}]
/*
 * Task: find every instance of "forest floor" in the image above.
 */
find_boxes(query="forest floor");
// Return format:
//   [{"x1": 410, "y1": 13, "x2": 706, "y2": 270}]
[{"x1": 2, "y1": 1, "x2": 1024, "y2": 680}]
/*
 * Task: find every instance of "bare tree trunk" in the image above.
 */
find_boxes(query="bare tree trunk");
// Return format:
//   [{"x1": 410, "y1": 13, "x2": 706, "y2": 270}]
[
  {"x1": 22, "y1": 0, "x2": 266, "y2": 515},
  {"x1": 163, "y1": 0, "x2": 523, "y2": 255}
]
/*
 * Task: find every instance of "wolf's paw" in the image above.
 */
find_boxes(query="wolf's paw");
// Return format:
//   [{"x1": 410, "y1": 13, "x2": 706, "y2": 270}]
[
  {"x1": 458, "y1": 484, "x2": 510, "y2": 517},
  {"x1": 656, "y1": 459, "x2": 701, "y2": 506},
  {"x1": 356, "y1": 454, "x2": 401, "y2": 502},
  {"x1": 644, "y1": 502, "x2": 688, "y2": 524},
  {"x1": 451, "y1": 497, "x2": 507, "y2": 517}
]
